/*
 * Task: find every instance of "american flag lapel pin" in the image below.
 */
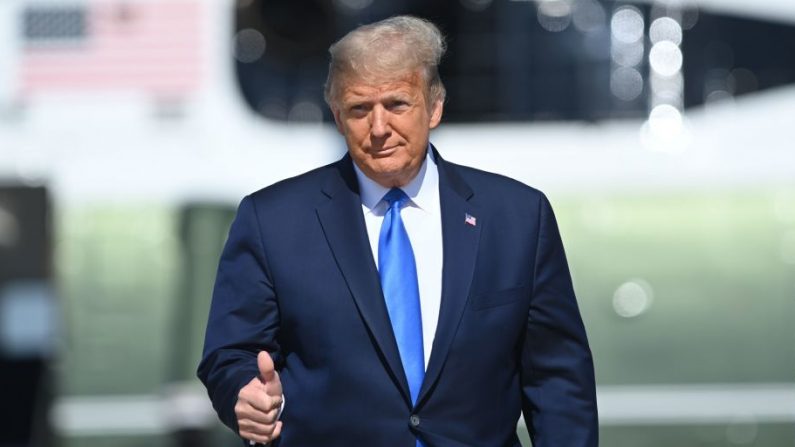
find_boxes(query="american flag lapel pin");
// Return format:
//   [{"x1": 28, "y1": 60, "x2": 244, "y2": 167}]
[{"x1": 464, "y1": 213, "x2": 477, "y2": 227}]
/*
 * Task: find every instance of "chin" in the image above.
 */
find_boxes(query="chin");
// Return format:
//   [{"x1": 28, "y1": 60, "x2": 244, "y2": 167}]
[{"x1": 372, "y1": 160, "x2": 408, "y2": 175}]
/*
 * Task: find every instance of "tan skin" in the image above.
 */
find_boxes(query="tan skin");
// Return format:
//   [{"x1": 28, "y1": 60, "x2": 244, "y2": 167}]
[
  {"x1": 332, "y1": 70, "x2": 444, "y2": 188},
  {"x1": 235, "y1": 352, "x2": 283, "y2": 444},
  {"x1": 235, "y1": 70, "x2": 443, "y2": 444}
]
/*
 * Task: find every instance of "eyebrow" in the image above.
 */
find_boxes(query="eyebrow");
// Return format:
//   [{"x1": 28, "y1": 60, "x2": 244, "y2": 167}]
[{"x1": 344, "y1": 88, "x2": 414, "y2": 101}]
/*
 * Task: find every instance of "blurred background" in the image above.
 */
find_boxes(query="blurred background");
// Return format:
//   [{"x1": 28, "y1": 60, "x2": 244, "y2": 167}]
[{"x1": 1, "y1": 0, "x2": 794, "y2": 446}]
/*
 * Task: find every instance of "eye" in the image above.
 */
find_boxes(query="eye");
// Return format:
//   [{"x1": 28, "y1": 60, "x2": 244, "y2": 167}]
[
  {"x1": 347, "y1": 103, "x2": 369, "y2": 117},
  {"x1": 388, "y1": 100, "x2": 410, "y2": 111}
]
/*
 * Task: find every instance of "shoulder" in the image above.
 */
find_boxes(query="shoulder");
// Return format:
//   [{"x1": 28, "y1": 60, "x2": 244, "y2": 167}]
[
  {"x1": 441, "y1": 159, "x2": 548, "y2": 208},
  {"x1": 439, "y1": 158, "x2": 560, "y2": 239},
  {"x1": 242, "y1": 158, "x2": 344, "y2": 211}
]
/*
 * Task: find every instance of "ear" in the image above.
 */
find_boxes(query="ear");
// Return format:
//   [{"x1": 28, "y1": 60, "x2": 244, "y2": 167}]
[
  {"x1": 331, "y1": 107, "x2": 345, "y2": 135},
  {"x1": 428, "y1": 98, "x2": 444, "y2": 129}
]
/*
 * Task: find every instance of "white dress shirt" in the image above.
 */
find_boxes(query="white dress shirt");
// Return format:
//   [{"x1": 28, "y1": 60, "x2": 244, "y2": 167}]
[
  {"x1": 257, "y1": 150, "x2": 441, "y2": 444},
  {"x1": 353, "y1": 148, "x2": 443, "y2": 370}
]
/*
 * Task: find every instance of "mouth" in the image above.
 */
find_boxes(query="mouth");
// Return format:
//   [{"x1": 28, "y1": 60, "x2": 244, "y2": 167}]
[{"x1": 369, "y1": 144, "x2": 400, "y2": 157}]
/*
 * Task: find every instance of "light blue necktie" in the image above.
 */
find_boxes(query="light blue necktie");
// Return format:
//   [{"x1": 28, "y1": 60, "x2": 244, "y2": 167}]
[{"x1": 378, "y1": 188, "x2": 425, "y2": 412}]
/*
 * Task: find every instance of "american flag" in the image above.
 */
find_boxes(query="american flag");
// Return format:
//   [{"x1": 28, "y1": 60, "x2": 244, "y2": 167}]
[
  {"x1": 18, "y1": 0, "x2": 204, "y2": 98},
  {"x1": 465, "y1": 213, "x2": 476, "y2": 226}
]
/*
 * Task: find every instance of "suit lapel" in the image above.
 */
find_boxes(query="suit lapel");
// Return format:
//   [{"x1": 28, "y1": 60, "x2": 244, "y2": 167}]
[
  {"x1": 418, "y1": 150, "x2": 482, "y2": 405},
  {"x1": 315, "y1": 156, "x2": 412, "y2": 406}
]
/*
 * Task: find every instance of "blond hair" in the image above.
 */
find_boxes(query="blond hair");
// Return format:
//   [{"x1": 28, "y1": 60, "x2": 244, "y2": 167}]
[{"x1": 324, "y1": 15, "x2": 447, "y2": 107}]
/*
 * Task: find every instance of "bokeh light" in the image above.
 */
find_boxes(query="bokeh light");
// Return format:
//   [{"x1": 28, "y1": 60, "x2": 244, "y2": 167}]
[
  {"x1": 233, "y1": 28, "x2": 266, "y2": 63},
  {"x1": 650, "y1": 17, "x2": 683, "y2": 45},
  {"x1": 572, "y1": 0, "x2": 606, "y2": 33},
  {"x1": 650, "y1": 71, "x2": 684, "y2": 108},
  {"x1": 333, "y1": 0, "x2": 374, "y2": 12},
  {"x1": 682, "y1": 8, "x2": 699, "y2": 29},
  {"x1": 649, "y1": 41, "x2": 683, "y2": 77},
  {"x1": 704, "y1": 68, "x2": 733, "y2": 95},
  {"x1": 725, "y1": 414, "x2": 759, "y2": 445},
  {"x1": 287, "y1": 100, "x2": 323, "y2": 123},
  {"x1": 651, "y1": 71, "x2": 684, "y2": 93},
  {"x1": 641, "y1": 104, "x2": 690, "y2": 153},
  {"x1": 257, "y1": 98, "x2": 288, "y2": 121},
  {"x1": 611, "y1": 6, "x2": 644, "y2": 44},
  {"x1": 537, "y1": 0, "x2": 573, "y2": 33},
  {"x1": 648, "y1": 104, "x2": 682, "y2": 135},
  {"x1": 613, "y1": 279, "x2": 654, "y2": 318},
  {"x1": 611, "y1": 40, "x2": 644, "y2": 67},
  {"x1": 610, "y1": 67, "x2": 644, "y2": 101},
  {"x1": 728, "y1": 68, "x2": 759, "y2": 94}
]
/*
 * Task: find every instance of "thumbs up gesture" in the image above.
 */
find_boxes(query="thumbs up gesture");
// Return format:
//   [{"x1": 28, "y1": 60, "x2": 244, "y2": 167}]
[{"x1": 235, "y1": 351, "x2": 284, "y2": 444}]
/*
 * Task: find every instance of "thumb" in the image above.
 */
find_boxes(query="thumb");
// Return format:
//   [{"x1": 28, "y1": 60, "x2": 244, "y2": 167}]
[{"x1": 257, "y1": 351, "x2": 276, "y2": 383}]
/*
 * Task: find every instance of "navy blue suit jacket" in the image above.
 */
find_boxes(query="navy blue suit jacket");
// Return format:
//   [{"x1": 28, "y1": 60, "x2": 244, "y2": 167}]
[{"x1": 198, "y1": 148, "x2": 598, "y2": 446}]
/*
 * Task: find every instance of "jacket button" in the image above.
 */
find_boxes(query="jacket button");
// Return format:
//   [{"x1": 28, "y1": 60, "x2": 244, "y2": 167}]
[{"x1": 409, "y1": 415, "x2": 421, "y2": 427}]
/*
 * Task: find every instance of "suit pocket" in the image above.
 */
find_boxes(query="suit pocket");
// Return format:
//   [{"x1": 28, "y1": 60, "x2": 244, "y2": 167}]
[{"x1": 469, "y1": 285, "x2": 530, "y2": 310}]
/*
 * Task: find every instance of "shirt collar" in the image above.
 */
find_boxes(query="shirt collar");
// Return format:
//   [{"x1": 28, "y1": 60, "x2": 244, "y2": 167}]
[{"x1": 353, "y1": 145, "x2": 439, "y2": 214}]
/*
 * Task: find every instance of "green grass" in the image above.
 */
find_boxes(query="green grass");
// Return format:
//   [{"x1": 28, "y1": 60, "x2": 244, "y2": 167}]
[
  {"x1": 56, "y1": 205, "x2": 180, "y2": 395},
  {"x1": 556, "y1": 189, "x2": 795, "y2": 384}
]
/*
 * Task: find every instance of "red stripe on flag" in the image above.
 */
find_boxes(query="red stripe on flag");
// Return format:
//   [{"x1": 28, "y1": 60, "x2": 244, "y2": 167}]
[{"x1": 19, "y1": 0, "x2": 204, "y2": 98}]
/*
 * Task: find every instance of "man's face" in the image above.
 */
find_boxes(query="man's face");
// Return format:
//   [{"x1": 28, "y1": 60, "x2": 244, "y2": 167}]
[{"x1": 332, "y1": 71, "x2": 443, "y2": 188}]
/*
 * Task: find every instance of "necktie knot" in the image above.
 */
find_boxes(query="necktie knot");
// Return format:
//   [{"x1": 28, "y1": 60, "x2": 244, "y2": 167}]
[{"x1": 383, "y1": 188, "x2": 409, "y2": 209}]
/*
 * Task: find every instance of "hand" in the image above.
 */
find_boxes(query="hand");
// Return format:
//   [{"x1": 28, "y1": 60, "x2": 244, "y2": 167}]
[{"x1": 235, "y1": 351, "x2": 284, "y2": 444}]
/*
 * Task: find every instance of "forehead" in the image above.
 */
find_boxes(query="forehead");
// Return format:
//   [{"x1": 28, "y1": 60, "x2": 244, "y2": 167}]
[{"x1": 338, "y1": 71, "x2": 426, "y2": 100}]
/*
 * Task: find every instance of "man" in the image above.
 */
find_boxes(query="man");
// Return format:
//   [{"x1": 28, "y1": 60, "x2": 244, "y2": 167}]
[{"x1": 198, "y1": 15, "x2": 597, "y2": 447}]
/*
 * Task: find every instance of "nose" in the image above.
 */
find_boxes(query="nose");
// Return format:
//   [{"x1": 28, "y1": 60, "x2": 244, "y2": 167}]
[{"x1": 370, "y1": 106, "x2": 390, "y2": 139}]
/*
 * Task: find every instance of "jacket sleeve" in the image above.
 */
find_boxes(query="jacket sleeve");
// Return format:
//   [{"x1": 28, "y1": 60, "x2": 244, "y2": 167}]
[
  {"x1": 196, "y1": 195, "x2": 281, "y2": 434},
  {"x1": 521, "y1": 193, "x2": 598, "y2": 446}
]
